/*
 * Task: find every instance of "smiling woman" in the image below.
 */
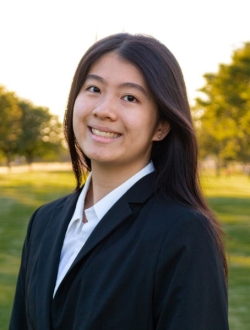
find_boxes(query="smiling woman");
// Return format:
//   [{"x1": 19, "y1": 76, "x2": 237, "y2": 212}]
[
  {"x1": 10, "y1": 33, "x2": 229, "y2": 330},
  {"x1": 72, "y1": 52, "x2": 168, "y2": 185}
]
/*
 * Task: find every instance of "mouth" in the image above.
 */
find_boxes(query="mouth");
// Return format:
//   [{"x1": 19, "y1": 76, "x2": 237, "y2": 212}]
[{"x1": 91, "y1": 127, "x2": 121, "y2": 139}]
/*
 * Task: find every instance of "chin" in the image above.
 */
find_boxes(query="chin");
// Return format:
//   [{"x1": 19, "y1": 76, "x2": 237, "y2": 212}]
[{"x1": 86, "y1": 155, "x2": 117, "y2": 165}]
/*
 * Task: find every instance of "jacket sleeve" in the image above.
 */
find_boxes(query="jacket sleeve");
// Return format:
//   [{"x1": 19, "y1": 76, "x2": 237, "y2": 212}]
[
  {"x1": 9, "y1": 210, "x2": 39, "y2": 330},
  {"x1": 153, "y1": 214, "x2": 229, "y2": 330}
]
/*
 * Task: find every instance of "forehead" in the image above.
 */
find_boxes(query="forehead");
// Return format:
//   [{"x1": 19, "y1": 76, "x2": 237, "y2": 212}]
[{"x1": 87, "y1": 52, "x2": 146, "y2": 85}]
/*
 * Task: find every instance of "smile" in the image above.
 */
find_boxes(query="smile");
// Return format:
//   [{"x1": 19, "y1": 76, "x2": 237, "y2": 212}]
[{"x1": 91, "y1": 128, "x2": 121, "y2": 139}]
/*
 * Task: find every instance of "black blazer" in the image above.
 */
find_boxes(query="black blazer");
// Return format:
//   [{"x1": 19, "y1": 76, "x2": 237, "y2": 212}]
[{"x1": 10, "y1": 173, "x2": 229, "y2": 330}]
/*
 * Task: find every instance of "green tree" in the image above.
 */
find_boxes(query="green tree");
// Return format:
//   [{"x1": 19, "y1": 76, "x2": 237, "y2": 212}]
[
  {"x1": 18, "y1": 100, "x2": 64, "y2": 164},
  {"x1": 195, "y1": 42, "x2": 250, "y2": 172},
  {"x1": 0, "y1": 86, "x2": 22, "y2": 167}
]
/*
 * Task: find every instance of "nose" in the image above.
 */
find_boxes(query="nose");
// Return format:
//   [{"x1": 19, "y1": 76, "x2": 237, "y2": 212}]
[{"x1": 92, "y1": 95, "x2": 117, "y2": 121}]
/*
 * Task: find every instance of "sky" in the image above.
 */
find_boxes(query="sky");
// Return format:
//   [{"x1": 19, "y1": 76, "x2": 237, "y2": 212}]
[{"x1": 1, "y1": 0, "x2": 250, "y2": 121}]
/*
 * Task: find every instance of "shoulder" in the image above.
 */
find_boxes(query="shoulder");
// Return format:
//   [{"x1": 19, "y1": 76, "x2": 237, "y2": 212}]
[
  {"x1": 146, "y1": 194, "x2": 211, "y2": 233},
  {"x1": 144, "y1": 194, "x2": 221, "y2": 258},
  {"x1": 35, "y1": 189, "x2": 80, "y2": 216},
  {"x1": 41, "y1": 190, "x2": 79, "y2": 210},
  {"x1": 149, "y1": 196, "x2": 222, "y2": 265},
  {"x1": 26, "y1": 188, "x2": 82, "y2": 236},
  {"x1": 147, "y1": 195, "x2": 223, "y2": 266},
  {"x1": 131, "y1": 193, "x2": 219, "y2": 259}
]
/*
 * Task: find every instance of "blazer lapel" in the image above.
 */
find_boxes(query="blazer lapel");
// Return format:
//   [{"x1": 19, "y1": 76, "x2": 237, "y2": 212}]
[
  {"x1": 55, "y1": 172, "x2": 155, "y2": 295},
  {"x1": 35, "y1": 190, "x2": 81, "y2": 329}
]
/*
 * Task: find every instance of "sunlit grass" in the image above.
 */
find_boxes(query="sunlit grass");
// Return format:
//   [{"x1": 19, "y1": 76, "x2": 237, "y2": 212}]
[
  {"x1": 229, "y1": 255, "x2": 250, "y2": 268},
  {"x1": 0, "y1": 170, "x2": 249, "y2": 329},
  {"x1": 201, "y1": 173, "x2": 250, "y2": 198},
  {"x1": 200, "y1": 173, "x2": 250, "y2": 330},
  {"x1": 0, "y1": 170, "x2": 76, "y2": 327}
]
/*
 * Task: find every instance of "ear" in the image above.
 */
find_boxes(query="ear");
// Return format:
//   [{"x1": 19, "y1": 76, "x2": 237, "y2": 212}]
[{"x1": 152, "y1": 121, "x2": 171, "y2": 142}]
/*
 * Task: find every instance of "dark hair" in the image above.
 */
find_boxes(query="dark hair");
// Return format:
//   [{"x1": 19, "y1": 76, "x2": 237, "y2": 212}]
[{"x1": 64, "y1": 33, "x2": 227, "y2": 279}]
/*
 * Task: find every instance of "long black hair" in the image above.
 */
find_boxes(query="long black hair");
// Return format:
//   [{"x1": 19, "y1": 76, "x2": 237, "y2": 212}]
[{"x1": 64, "y1": 33, "x2": 228, "y2": 280}]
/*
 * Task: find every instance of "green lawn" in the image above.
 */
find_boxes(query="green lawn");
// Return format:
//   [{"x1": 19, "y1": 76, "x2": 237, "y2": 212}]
[
  {"x1": 0, "y1": 170, "x2": 249, "y2": 329},
  {"x1": 201, "y1": 173, "x2": 250, "y2": 330},
  {"x1": 0, "y1": 171, "x2": 75, "y2": 328}
]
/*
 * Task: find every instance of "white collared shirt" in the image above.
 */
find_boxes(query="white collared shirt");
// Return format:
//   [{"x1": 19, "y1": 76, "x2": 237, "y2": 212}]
[{"x1": 53, "y1": 162, "x2": 155, "y2": 296}]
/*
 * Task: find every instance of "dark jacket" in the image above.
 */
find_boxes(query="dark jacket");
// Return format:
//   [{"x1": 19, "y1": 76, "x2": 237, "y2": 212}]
[{"x1": 9, "y1": 173, "x2": 229, "y2": 330}]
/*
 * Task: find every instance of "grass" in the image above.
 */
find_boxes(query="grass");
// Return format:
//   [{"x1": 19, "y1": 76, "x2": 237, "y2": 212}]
[
  {"x1": 0, "y1": 170, "x2": 75, "y2": 328},
  {"x1": 0, "y1": 169, "x2": 249, "y2": 329},
  {"x1": 201, "y1": 173, "x2": 250, "y2": 330}
]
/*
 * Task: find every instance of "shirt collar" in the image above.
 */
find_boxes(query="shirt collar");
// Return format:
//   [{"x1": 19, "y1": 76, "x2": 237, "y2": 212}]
[
  {"x1": 67, "y1": 161, "x2": 155, "y2": 231},
  {"x1": 93, "y1": 161, "x2": 155, "y2": 220},
  {"x1": 66, "y1": 173, "x2": 92, "y2": 232}
]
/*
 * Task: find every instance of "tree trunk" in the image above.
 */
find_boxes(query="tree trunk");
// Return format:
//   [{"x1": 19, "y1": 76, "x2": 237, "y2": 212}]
[
  {"x1": 26, "y1": 156, "x2": 33, "y2": 172},
  {"x1": 215, "y1": 156, "x2": 221, "y2": 176},
  {"x1": 5, "y1": 151, "x2": 12, "y2": 170}
]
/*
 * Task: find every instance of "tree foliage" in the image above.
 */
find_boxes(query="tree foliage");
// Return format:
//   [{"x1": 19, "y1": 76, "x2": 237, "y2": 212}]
[
  {"x1": 0, "y1": 86, "x2": 22, "y2": 166},
  {"x1": 0, "y1": 86, "x2": 64, "y2": 166},
  {"x1": 18, "y1": 100, "x2": 63, "y2": 164},
  {"x1": 195, "y1": 42, "x2": 250, "y2": 167}
]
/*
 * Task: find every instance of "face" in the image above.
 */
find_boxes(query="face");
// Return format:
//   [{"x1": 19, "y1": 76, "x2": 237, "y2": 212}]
[{"x1": 73, "y1": 52, "x2": 169, "y2": 174}]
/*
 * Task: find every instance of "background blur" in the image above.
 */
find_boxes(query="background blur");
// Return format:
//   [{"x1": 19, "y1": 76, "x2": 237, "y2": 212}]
[{"x1": 0, "y1": 0, "x2": 250, "y2": 329}]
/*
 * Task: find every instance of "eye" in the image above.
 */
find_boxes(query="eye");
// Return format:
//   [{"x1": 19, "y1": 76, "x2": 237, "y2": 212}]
[
  {"x1": 87, "y1": 86, "x2": 101, "y2": 93},
  {"x1": 123, "y1": 95, "x2": 138, "y2": 102}
]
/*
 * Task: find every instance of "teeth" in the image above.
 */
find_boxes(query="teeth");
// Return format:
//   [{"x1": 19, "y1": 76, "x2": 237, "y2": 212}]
[{"x1": 92, "y1": 128, "x2": 120, "y2": 138}]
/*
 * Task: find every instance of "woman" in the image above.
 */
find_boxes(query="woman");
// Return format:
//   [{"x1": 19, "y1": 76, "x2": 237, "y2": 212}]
[{"x1": 10, "y1": 33, "x2": 229, "y2": 330}]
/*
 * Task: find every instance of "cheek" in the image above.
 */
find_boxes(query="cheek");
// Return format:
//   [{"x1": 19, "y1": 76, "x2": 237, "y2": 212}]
[
  {"x1": 126, "y1": 106, "x2": 154, "y2": 126},
  {"x1": 72, "y1": 105, "x2": 85, "y2": 138},
  {"x1": 138, "y1": 109, "x2": 158, "y2": 133},
  {"x1": 73, "y1": 98, "x2": 83, "y2": 118},
  {"x1": 72, "y1": 99, "x2": 89, "y2": 128}
]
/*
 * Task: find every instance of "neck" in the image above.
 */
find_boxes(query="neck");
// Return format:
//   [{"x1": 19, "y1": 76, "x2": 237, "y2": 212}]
[{"x1": 86, "y1": 161, "x2": 149, "y2": 207}]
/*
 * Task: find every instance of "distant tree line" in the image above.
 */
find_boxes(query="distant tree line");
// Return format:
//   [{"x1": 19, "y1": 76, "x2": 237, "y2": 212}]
[
  {"x1": 194, "y1": 42, "x2": 250, "y2": 174},
  {"x1": 1, "y1": 42, "x2": 250, "y2": 171},
  {"x1": 0, "y1": 85, "x2": 66, "y2": 167}
]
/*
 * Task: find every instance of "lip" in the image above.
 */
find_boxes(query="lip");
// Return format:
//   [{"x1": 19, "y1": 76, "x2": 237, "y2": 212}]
[
  {"x1": 89, "y1": 125, "x2": 121, "y2": 134},
  {"x1": 88, "y1": 125, "x2": 121, "y2": 142}
]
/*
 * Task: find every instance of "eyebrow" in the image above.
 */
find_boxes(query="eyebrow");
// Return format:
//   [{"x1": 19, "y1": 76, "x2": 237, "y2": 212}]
[
  {"x1": 85, "y1": 74, "x2": 148, "y2": 98},
  {"x1": 119, "y1": 82, "x2": 148, "y2": 98},
  {"x1": 85, "y1": 74, "x2": 104, "y2": 83}
]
